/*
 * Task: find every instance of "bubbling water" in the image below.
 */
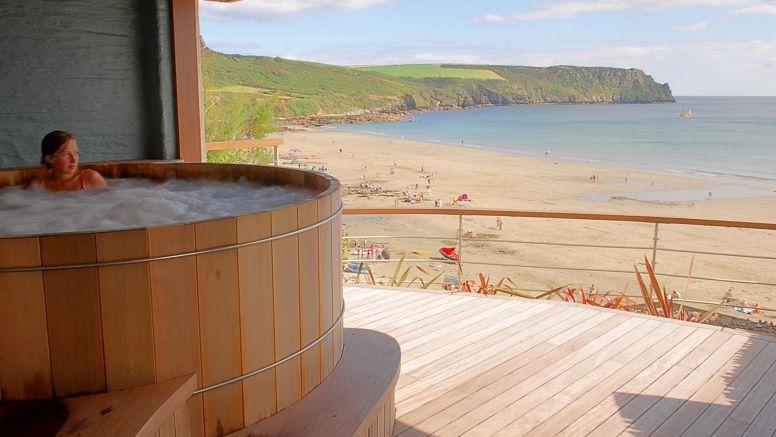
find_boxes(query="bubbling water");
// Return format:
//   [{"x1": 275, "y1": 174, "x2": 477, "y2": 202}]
[{"x1": 0, "y1": 177, "x2": 316, "y2": 236}]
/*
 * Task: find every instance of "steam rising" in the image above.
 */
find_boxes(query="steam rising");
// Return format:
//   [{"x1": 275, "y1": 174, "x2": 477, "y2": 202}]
[{"x1": 0, "y1": 178, "x2": 315, "y2": 236}]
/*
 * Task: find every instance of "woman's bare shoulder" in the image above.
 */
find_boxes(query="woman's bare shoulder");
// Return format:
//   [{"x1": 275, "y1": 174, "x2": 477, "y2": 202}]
[{"x1": 82, "y1": 169, "x2": 108, "y2": 189}]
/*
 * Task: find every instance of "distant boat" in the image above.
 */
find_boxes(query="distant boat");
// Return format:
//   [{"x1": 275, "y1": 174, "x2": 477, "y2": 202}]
[{"x1": 679, "y1": 107, "x2": 694, "y2": 118}]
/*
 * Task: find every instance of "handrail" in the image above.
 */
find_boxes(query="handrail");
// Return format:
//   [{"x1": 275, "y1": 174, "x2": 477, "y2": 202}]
[
  {"x1": 205, "y1": 138, "x2": 283, "y2": 166},
  {"x1": 341, "y1": 207, "x2": 776, "y2": 307},
  {"x1": 343, "y1": 207, "x2": 776, "y2": 230}
]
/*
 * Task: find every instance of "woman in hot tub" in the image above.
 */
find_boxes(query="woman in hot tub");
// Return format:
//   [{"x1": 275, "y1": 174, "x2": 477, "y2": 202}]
[{"x1": 27, "y1": 130, "x2": 107, "y2": 191}]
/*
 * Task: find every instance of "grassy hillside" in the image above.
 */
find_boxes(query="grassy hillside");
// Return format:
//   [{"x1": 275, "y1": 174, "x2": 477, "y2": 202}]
[
  {"x1": 201, "y1": 47, "x2": 674, "y2": 122},
  {"x1": 355, "y1": 64, "x2": 505, "y2": 80}
]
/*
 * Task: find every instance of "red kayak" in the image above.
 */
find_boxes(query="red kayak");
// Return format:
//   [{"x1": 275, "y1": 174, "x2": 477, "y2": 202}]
[{"x1": 439, "y1": 246, "x2": 460, "y2": 261}]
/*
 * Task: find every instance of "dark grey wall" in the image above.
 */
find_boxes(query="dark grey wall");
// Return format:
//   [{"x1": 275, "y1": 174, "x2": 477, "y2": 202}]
[{"x1": 0, "y1": 0, "x2": 178, "y2": 168}]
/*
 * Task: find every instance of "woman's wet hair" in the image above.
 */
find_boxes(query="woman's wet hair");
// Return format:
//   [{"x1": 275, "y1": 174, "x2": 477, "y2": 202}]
[{"x1": 41, "y1": 130, "x2": 76, "y2": 168}]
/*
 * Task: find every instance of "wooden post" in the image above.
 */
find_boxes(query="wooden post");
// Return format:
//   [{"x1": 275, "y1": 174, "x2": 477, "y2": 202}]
[{"x1": 171, "y1": 0, "x2": 205, "y2": 162}]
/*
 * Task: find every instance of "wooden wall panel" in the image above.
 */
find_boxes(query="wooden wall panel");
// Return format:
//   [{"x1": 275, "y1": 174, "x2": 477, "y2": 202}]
[
  {"x1": 236, "y1": 212, "x2": 277, "y2": 424},
  {"x1": 96, "y1": 230, "x2": 155, "y2": 391},
  {"x1": 0, "y1": 237, "x2": 52, "y2": 400},
  {"x1": 298, "y1": 201, "x2": 321, "y2": 395},
  {"x1": 271, "y1": 206, "x2": 302, "y2": 411},
  {"x1": 148, "y1": 223, "x2": 203, "y2": 437},
  {"x1": 317, "y1": 195, "x2": 335, "y2": 377},
  {"x1": 171, "y1": 0, "x2": 205, "y2": 162},
  {"x1": 40, "y1": 234, "x2": 105, "y2": 397},
  {"x1": 195, "y1": 219, "x2": 243, "y2": 436}
]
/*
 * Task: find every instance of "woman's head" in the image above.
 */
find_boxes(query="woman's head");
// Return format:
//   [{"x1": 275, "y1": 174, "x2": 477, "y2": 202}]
[{"x1": 41, "y1": 130, "x2": 78, "y2": 170}]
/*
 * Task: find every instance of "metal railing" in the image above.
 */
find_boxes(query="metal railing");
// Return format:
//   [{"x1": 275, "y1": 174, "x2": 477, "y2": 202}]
[{"x1": 342, "y1": 207, "x2": 776, "y2": 313}]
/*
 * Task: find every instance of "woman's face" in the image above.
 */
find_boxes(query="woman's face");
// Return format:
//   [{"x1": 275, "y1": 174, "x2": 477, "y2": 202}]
[{"x1": 45, "y1": 138, "x2": 79, "y2": 174}]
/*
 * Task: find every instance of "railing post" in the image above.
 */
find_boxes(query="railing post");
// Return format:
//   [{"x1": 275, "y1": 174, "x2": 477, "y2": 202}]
[
  {"x1": 457, "y1": 214, "x2": 463, "y2": 286},
  {"x1": 652, "y1": 223, "x2": 659, "y2": 270}
]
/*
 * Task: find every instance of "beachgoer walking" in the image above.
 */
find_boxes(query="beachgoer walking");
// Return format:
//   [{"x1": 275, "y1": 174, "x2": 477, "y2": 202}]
[{"x1": 496, "y1": 217, "x2": 503, "y2": 231}]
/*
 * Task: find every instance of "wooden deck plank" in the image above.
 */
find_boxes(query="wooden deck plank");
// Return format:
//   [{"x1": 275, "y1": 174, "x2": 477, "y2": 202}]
[
  {"x1": 586, "y1": 330, "x2": 733, "y2": 437},
  {"x1": 342, "y1": 287, "x2": 392, "y2": 309},
  {"x1": 397, "y1": 304, "x2": 543, "y2": 378},
  {"x1": 372, "y1": 301, "x2": 497, "y2": 350},
  {"x1": 682, "y1": 341, "x2": 776, "y2": 436},
  {"x1": 339, "y1": 286, "x2": 776, "y2": 437},
  {"x1": 557, "y1": 327, "x2": 712, "y2": 437},
  {"x1": 742, "y1": 381, "x2": 776, "y2": 436},
  {"x1": 394, "y1": 307, "x2": 596, "y2": 427},
  {"x1": 524, "y1": 322, "x2": 699, "y2": 437},
  {"x1": 397, "y1": 303, "x2": 539, "y2": 359},
  {"x1": 345, "y1": 287, "x2": 418, "y2": 312},
  {"x1": 346, "y1": 292, "x2": 441, "y2": 325},
  {"x1": 621, "y1": 333, "x2": 751, "y2": 436},
  {"x1": 411, "y1": 312, "x2": 623, "y2": 436},
  {"x1": 361, "y1": 294, "x2": 495, "y2": 330},
  {"x1": 712, "y1": 345, "x2": 776, "y2": 436},
  {"x1": 449, "y1": 315, "x2": 650, "y2": 436},
  {"x1": 491, "y1": 319, "x2": 670, "y2": 436},
  {"x1": 384, "y1": 298, "x2": 494, "y2": 338},
  {"x1": 405, "y1": 304, "x2": 565, "y2": 381},
  {"x1": 356, "y1": 295, "x2": 480, "y2": 333},
  {"x1": 651, "y1": 337, "x2": 767, "y2": 436},
  {"x1": 350, "y1": 291, "x2": 479, "y2": 322}
]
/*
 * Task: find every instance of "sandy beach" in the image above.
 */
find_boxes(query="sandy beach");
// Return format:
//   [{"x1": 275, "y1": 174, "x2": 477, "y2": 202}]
[{"x1": 276, "y1": 127, "x2": 776, "y2": 323}]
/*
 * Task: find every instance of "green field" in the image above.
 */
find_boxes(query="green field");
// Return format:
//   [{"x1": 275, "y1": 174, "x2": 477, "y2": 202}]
[{"x1": 355, "y1": 64, "x2": 505, "y2": 80}]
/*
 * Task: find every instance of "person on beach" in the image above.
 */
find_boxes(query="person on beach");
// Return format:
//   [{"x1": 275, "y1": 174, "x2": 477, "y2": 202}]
[{"x1": 27, "y1": 130, "x2": 107, "y2": 192}]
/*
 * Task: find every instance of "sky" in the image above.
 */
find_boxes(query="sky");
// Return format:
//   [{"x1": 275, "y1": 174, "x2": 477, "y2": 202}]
[{"x1": 199, "y1": 0, "x2": 776, "y2": 96}]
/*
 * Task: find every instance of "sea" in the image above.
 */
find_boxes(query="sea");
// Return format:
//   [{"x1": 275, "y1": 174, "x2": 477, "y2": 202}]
[{"x1": 330, "y1": 96, "x2": 776, "y2": 200}]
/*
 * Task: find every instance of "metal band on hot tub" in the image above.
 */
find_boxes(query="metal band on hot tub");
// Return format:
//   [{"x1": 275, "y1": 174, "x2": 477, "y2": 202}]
[
  {"x1": 193, "y1": 301, "x2": 345, "y2": 394},
  {"x1": 0, "y1": 202, "x2": 344, "y2": 273}
]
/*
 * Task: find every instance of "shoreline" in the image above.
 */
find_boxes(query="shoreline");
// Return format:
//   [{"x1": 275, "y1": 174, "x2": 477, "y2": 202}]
[
  {"x1": 276, "y1": 99, "x2": 677, "y2": 128},
  {"x1": 291, "y1": 125, "x2": 776, "y2": 206}
]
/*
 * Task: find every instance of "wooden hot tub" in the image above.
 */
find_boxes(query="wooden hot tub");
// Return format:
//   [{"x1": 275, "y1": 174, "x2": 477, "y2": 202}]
[{"x1": 0, "y1": 162, "x2": 343, "y2": 436}]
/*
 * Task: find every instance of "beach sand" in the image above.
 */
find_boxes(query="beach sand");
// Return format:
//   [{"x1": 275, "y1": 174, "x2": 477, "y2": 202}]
[{"x1": 276, "y1": 127, "x2": 776, "y2": 323}]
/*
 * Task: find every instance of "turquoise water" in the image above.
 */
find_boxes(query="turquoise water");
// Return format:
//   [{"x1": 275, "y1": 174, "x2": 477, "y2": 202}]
[{"x1": 331, "y1": 97, "x2": 776, "y2": 184}]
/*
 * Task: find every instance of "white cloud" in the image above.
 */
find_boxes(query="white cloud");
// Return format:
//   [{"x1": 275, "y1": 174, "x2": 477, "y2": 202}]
[
  {"x1": 200, "y1": 0, "x2": 393, "y2": 22},
  {"x1": 733, "y1": 3, "x2": 776, "y2": 15},
  {"x1": 473, "y1": 0, "x2": 756, "y2": 21},
  {"x1": 676, "y1": 21, "x2": 709, "y2": 31}
]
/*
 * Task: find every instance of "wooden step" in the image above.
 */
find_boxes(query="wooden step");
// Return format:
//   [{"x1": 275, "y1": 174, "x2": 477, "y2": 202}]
[
  {"x1": 0, "y1": 374, "x2": 195, "y2": 437},
  {"x1": 229, "y1": 328, "x2": 400, "y2": 437}
]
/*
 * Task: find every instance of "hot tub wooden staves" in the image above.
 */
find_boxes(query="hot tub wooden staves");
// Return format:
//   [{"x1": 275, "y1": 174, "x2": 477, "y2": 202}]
[{"x1": 0, "y1": 162, "x2": 343, "y2": 437}]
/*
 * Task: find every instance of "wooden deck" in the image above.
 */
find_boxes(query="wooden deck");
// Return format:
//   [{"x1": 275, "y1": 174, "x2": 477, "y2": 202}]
[{"x1": 344, "y1": 286, "x2": 776, "y2": 436}]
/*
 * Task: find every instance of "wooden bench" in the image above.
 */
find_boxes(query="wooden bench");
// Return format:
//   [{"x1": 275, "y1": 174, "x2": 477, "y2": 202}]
[
  {"x1": 0, "y1": 374, "x2": 195, "y2": 437},
  {"x1": 229, "y1": 328, "x2": 401, "y2": 437}
]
